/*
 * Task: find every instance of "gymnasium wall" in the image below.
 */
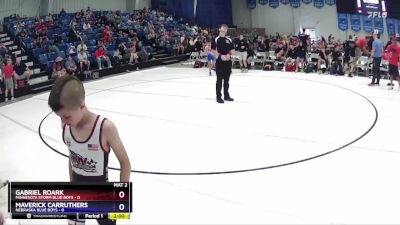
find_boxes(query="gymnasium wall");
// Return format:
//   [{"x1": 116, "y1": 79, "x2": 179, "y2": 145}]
[
  {"x1": 231, "y1": 0, "x2": 252, "y2": 28},
  {"x1": 231, "y1": 0, "x2": 390, "y2": 43},
  {"x1": 0, "y1": 0, "x2": 151, "y2": 21},
  {"x1": 0, "y1": 0, "x2": 42, "y2": 23},
  {"x1": 135, "y1": 0, "x2": 151, "y2": 10},
  {"x1": 48, "y1": 0, "x2": 127, "y2": 14}
]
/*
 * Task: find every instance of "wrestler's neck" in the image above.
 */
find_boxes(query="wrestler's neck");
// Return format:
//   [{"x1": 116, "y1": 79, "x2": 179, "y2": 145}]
[{"x1": 75, "y1": 109, "x2": 97, "y2": 129}]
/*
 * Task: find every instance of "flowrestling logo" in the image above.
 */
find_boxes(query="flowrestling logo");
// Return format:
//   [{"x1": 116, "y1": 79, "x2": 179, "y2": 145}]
[{"x1": 368, "y1": 11, "x2": 387, "y2": 18}]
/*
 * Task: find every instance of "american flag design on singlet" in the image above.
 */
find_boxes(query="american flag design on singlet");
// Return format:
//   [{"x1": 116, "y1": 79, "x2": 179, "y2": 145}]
[{"x1": 63, "y1": 115, "x2": 109, "y2": 179}]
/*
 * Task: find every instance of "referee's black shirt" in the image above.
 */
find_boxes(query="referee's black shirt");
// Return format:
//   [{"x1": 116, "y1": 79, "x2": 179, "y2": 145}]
[{"x1": 211, "y1": 36, "x2": 235, "y2": 64}]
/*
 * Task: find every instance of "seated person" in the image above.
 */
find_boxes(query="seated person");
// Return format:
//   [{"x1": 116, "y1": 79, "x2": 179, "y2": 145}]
[
  {"x1": 295, "y1": 41, "x2": 307, "y2": 72},
  {"x1": 52, "y1": 57, "x2": 67, "y2": 79},
  {"x1": 284, "y1": 43, "x2": 297, "y2": 72},
  {"x1": 128, "y1": 42, "x2": 138, "y2": 64},
  {"x1": 246, "y1": 46, "x2": 257, "y2": 70},
  {"x1": 13, "y1": 58, "x2": 32, "y2": 86},
  {"x1": 77, "y1": 40, "x2": 88, "y2": 53},
  {"x1": 275, "y1": 40, "x2": 287, "y2": 61},
  {"x1": 331, "y1": 44, "x2": 344, "y2": 75},
  {"x1": 77, "y1": 49, "x2": 90, "y2": 72},
  {"x1": 65, "y1": 55, "x2": 77, "y2": 75},
  {"x1": 317, "y1": 45, "x2": 328, "y2": 73},
  {"x1": 95, "y1": 46, "x2": 112, "y2": 69}
]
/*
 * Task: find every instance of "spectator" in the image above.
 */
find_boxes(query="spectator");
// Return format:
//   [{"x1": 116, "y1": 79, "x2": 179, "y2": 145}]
[
  {"x1": 13, "y1": 58, "x2": 32, "y2": 86},
  {"x1": 77, "y1": 48, "x2": 90, "y2": 72},
  {"x1": 284, "y1": 43, "x2": 297, "y2": 72},
  {"x1": 194, "y1": 37, "x2": 203, "y2": 54},
  {"x1": 69, "y1": 26, "x2": 80, "y2": 43},
  {"x1": 128, "y1": 30, "x2": 136, "y2": 39},
  {"x1": 275, "y1": 40, "x2": 286, "y2": 61},
  {"x1": 48, "y1": 19, "x2": 56, "y2": 29},
  {"x1": 177, "y1": 36, "x2": 186, "y2": 55},
  {"x1": 16, "y1": 29, "x2": 27, "y2": 46},
  {"x1": 0, "y1": 43, "x2": 8, "y2": 59},
  {"x1": 54, "y1": 34, "x2": 63, "y2": 47},
  {"x1": 3, "y1": 59, "x2": 15, "y2": 101},
  {"x1": 45, "y1": 13, "x2": 53, "y2": 22},
  {"x1": 128, "y1": 41, "x2": 138, "y2": 64},
  {"x1": 137, "y1": 46, "x2": 149, "y2": 62},
  {"x1": 77, "y1": 40, "x2": 88, "y2": 53},
  {"x1": 67, "y1": 43, "x2": 77, "y2": 56},
  {"x1": 59, "y1": 8, "x2": 67, "y2": 17},
  {"x1": 95, "y1": 46, "x2": 112, "y2": 69},
  {"x1": 65, "y1": 55, "x2": 77, "y2": 75},
  {"x1": 235, "y1": 34, "x2": 249, "y2": 72},
  {"x1": 103, "y1": 26, "x2": 113, "y2": 45},
  {"x1": 37, "y1": 19, "x2": 46, "y2": 31},
  {"x1": 52, "y1": 56, "x2": 67, "y2": 79},
  {"x1": 317, "y1": 45, "x2": 328, "y2": 73},
  {"x1": 50, "y1": 43, "x2": 60, "y2": 53},
  {"x1": 295, "y1": 40, "x2": 307, "y2": 72},
  {"x1": 118, "y1": 42, "x2": 129, "y2": 62},
  {"x1": 83, "y1": 20, "x2": 91, "y2": 31},
  {"x1": 257, "y1": 38, "x2": 267, "y2": 52},
  {"x1": 331, "y1": 44, "x2": 344, "y2": 75},
  {"x1": 343, "y1": 35, "x2": 356, "y2": 77},
  {"x1": 69, "y1": 18, "x2": 78, "y2": 28}
]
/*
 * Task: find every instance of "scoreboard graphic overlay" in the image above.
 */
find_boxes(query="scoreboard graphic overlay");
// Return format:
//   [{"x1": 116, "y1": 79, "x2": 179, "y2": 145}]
[{"x1": 8, "y1": 182, "x2": 132, "y2": 220}]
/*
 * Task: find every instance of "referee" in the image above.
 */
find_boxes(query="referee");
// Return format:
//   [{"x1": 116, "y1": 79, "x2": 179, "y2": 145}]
[{"x1": 211, "y1": 24, "x2": 235, "y2": 104}]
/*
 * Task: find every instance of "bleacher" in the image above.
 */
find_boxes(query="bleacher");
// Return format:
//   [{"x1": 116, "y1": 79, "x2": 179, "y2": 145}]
[{"x1": 1, "y1": 10, "x2": 192, "y2": 102}]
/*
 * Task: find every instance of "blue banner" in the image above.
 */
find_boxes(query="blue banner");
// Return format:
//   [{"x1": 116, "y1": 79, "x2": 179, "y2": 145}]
[
  {"x1": 280, "y1": 0, "x2": 290, "y2": 4},
  {"x1": 397, "y1": 20, "x2": 400, "y2": 35},
  {"x1": 290, "y1": 0, "x2": 301, "y2": 8},
  {"x1": 373, "y1": 17, "x2": 384, "y2": 34},
  {"x1": 350, "y1": 14, "x2": 361, "y2": 32},
  {"x1": 314, "y1": 0, "x2": 324, "y2": 8},
  {"x1": 337, "y1": 13, "x2": 348, "y2": 31},
  {"x1": 386, "y1": 18, "x2": 396, "y2": 35},
  {"x1": 269, "y1": 0, "x2": 279, "y2": 8},
  {"x1": 325, "y1": 0, "x2": 335, "y2": 6},
  {"x1": 259, "y1": 0, "x2": 268, "y2": 5},
  {"x1": 363, "y1": 16, "x2": 373, "y2": 33},
  {"x1": 302, "y1": 0, "x2": 312, "y2": 4},
  {"x1": 247, "y1": 0, "x2": 257, "y2": 9}
]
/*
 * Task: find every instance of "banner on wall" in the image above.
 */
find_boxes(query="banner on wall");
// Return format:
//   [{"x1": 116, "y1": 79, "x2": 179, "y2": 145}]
[
  {"x1": 290, "y1": 0, "x2": 301, "y2": 8},
  {"x1": 373, "y1": 17, "x2": 384, "y2": 34},
  {"x1": 386, "y1": 18, "x2": 396, "y2": 35},
  {"x1": 337, "y1": 13, "x2": 348, "y2": 31},
  {"x1": 280, "y1": 0, "x2": 290, "y2": 4},
  {"x1": 397, "y1": 19, "x2": 400, "y2": 34},
  {"x1": 269, "y1": 0, "x2": 279, "y2": 8},
  {"x1": 325, "y1": 0, "x2": 335, "y2": 6},
  {"x1": 259, "y1": 0, "x2": 268, "y2": 5},
  {"x1": 247, "y1": 0, "x2": 257, "y2": 9},
  {"x1": 363, "y1": 16, "x2": 373, "y2": 33},
  {"x1": 314, "y1": 0, "x2": 324, "y2": 8},
  {"x1": 350, "y1": 14, "x2": 361, "y2": 32},
  {"x1": 302, "y1": 0, "x2": 312, "y2": 4}
]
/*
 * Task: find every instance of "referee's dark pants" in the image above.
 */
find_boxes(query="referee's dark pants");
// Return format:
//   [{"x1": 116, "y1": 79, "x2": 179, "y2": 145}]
[
  {"x1": 216, "y1": 60, "x2": 232, "y2": 99},
  {"x1": 371, "y1": 57, "x2": 382, "y2": 84}
]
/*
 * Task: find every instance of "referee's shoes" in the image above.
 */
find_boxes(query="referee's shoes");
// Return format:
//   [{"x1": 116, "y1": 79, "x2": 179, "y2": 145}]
[{"x1": 217, "y1": 96, "x2": 234, "y2": 104}]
